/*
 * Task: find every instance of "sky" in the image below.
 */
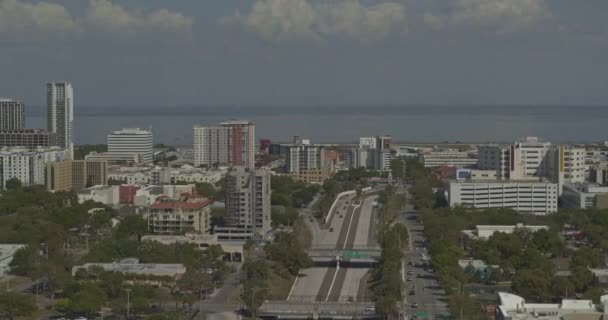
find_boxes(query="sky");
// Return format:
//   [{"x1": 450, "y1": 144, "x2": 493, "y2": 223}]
[{"x1": 0, "y1": 0, "x2": 607, "y2": 108}]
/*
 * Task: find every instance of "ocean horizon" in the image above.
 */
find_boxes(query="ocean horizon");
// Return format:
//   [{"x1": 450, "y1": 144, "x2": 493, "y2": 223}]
[{"x1": 23, "y1": 105, "x2": 608, "y2": 145}]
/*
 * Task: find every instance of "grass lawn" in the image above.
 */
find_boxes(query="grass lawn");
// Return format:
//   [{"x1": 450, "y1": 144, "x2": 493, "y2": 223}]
[{"x1": 267, "y1": 267, "x2": 295, "y2": 300}]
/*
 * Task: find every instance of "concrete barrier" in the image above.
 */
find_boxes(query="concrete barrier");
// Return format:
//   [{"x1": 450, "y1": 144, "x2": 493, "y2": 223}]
[
  {"x1": 324, "y1": 190, "x2": 355, "y2": 224},
  {"x1": 323, "y1": 187, "x2": 374, "y2": 224}
]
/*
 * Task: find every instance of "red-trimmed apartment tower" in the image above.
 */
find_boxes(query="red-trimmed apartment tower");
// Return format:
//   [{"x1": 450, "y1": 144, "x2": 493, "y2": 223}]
[{"x1": 193, "y1": 120, "x2": 255, "y2": 169}]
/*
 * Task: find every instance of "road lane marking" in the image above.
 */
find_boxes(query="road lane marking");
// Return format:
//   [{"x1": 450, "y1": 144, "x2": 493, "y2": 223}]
[
  {"x1": 343, "y1": 202, "x2": 361, "y2": 250},
  {"x1": 325, "y1": 261, "x2": 340, "y2": 302}
]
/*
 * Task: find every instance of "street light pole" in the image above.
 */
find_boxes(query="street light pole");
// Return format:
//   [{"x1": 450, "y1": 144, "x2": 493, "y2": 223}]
[{"x1": 125, "y1": 288, "x2": 132, "y2": 319}]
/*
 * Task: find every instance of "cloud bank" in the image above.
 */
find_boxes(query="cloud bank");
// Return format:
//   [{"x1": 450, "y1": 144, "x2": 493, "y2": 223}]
[
  {"x1": 226, "y1": 0, "x2": 408, "y2": 42},
  {"x1": 425, "y1": 0, "x2": 549, "y2": 31},
  {"x1": 0, "y1": 0, "x2": 192, "y2": 41}
]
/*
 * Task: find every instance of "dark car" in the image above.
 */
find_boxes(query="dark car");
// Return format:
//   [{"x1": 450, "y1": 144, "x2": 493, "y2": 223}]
[
  {"x1": 329, "y1": 227, "x2": 334, "y2": 232},
  {"x1": 409, "y1": 290, "x2": 415, "y2": 296}
]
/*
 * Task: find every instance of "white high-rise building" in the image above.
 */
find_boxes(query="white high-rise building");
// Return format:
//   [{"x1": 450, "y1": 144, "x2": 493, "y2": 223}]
[
  {"x1": 47, "y1": 82, "x2": 74, "y2": 158},
  {"x1": 107, "y1": 128, "x2": 154, "y2": 164},
  {"x1": 0, "y1": 98, "x2": 24, "y2": 131},
  {"x1": 0, "y1": 147, "x2": 69, "y2": 189},
  {"x1": 478, "y1": 137, "x2": 552, "y2": 180},
  {"x1": 193, "y1": 121, "x2": 255, "y2": 169},
  {"x1": 286, "y1": 143, "x2": 325, "y2": 173},
  {"x1": 561, "y1": 145, "x2": 586, "y2": 183},
  {"x1": 359, "y1": 137, "x2": 377, "y2": 149}
]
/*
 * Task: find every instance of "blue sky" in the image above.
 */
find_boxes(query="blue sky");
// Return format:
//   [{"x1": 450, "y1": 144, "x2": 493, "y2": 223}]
[{"x1": 0, "y1": 0, "x2": 606, "y2": 107}]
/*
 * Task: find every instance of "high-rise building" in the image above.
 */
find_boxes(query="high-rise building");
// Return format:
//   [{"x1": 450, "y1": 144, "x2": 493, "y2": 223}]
[
  {"x1": 47, "y1": 82, "x2": 74, "y2": 158},
  {"x1": 478, "y1": 137, "x2": 552, "y2": 180},
  {"x1": 359, "y1": 137, "x2": 377, "y2": 149},
  {"x1": 284, "y1": 140, "x2": 333, "y2": 184},
  {"x1": 217, "y1": 167, "x2": 271, "y2": 239},
  {"x1": 352, "y1": 135, "x2": 393, "y2": 171},
  {"x1": 107, "y1": 128, "x2": 154, "y2": 164},
  {"x1": 0, "y1": 99, "x2": 24, "y2": 131},
  {"x1": 0, "y1": 147, "x2": 69, "y2": 189},
  {"x1": 193, "y1": 120, "x2": 255, "y2": 169},
  {"x1": 0, "y1": 129, "x2": 57, "y2": 150},
  {"x1": 46, "y1": 159, "x2": 108, "y2": 192}
]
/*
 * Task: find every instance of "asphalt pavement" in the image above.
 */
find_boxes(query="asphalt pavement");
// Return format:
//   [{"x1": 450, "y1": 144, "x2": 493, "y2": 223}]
[{"x1": 400, "y1": 186, "x2": 449, "y2": 319}]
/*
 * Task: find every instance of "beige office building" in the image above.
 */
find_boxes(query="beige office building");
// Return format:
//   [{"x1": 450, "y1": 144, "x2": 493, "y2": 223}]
[{"x1": 46, "y1": 160, "x2": 108, "y2": 192}]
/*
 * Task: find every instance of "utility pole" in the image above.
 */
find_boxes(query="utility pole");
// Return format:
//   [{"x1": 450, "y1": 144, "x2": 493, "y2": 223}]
[
  {"x1": 199, "y1": 286, "x2": 204, "y2": 314},
  {"x1": 252, "y1": 286, "x2": 256, "y2": 320},
  {"x1": 125, "y1": 288, "x2": 132, "y2": 319}
]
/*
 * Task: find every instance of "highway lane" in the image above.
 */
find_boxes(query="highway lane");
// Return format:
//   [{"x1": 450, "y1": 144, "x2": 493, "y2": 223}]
[
  {"x1": 354, "y1": 196, "x2": 377, "y2": 247},
  {"x1": 289, "y1": 193, "x2": 356, "y2": 301},
  {"x1": 288, "y1": 267, "x2": 330, "y2": 301},
  {"x1": 339, "y1": 268, "x2": 369, "y2": 301},
  {"x1": 331, "y1": 195, "x2": 376, "y2": 302}
]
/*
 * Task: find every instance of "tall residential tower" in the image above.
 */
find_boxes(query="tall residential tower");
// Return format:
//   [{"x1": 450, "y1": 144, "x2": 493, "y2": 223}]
[
  {"x1": 193, "y1": 120, "x2": 255, "y2": 169},
  {"x1": 0, "y1": 99, "x2": 25, "y2": 131},
  {"x1": 47, "y1": 82, "x2": 74, "y2": 158},
  {"x1": 218, "y1": 167, "x2": 271, "y2": 239}
]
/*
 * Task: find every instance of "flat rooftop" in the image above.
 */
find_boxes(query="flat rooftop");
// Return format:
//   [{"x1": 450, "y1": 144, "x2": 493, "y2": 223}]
[{"x1": 73, "y1": 258, "x2": 185, "y2": 277}]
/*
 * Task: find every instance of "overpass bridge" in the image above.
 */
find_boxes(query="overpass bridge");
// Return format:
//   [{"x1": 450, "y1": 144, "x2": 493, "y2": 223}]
[
  {"x1": 259, "y1": 300, "x2": 378, "y2": 319},
  {"x1": 308, "y1": 246, "x2": 382, "y2": 266}
]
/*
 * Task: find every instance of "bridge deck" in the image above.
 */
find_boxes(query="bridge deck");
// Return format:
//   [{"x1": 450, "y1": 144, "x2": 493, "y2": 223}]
[{"x1": 259, "y1": 301, "x2": 377, "y2": 319}]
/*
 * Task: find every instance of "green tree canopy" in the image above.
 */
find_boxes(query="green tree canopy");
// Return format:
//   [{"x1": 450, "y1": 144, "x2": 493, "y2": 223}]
[
  {"x1": 116, "y1": 214, "x2": 149, "y2": 240},
  {"x1": 4, "y1": 178, "x2": 22, "y2": 191},
  {"x1": 0, "y1": 292, "x2": 36, "y2": 320}
]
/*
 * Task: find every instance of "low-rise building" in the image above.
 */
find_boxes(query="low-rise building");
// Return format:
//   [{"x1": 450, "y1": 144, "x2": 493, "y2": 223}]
[
  {"x1": 458, "y1": 259, "x2": 496, "y2": 281},
  {"x1": 72, "y1": 258, "x2": 186, "y2": 286},
  {"x1": 462, "y1": 224, "x2": 549, "y2": 240},
  {"x1": 78, "y1": 185, "x2": 120, "y2": 206},
  {"x1": 448, "y1": 180, "x2": 559, "y2": 215},
  {"x1": 456, "y1": 169, "x2": 499, "y2": 181},
  {"x1": 0, "y1": 244, "x2": 26, "y2": 277},
  {"x1": 589, "y1": 268, "x2": 608, "y2": 285},
  {"x1": 107, "y1": 165, "x2": 225, "y2": 186},
  {"x1": 562, "y1": 183, "x2": 608, "y2": 209},
  {"x1": 119, "y1": 185, "x2": 141, "y2": 204},
  {"x1": 0, "y1": 147, "x2": 69, "y2": 189},
  {"x1": 141, "y1": 233, "x2": 244, "y2": 262},
  {"x1": 133, "y1": 184, "x2": 196, "y2": 207},
  {"x1": 145, "y1": 194, "x2": 212, "y2": 234},
  {"x1": 420, "y1": 149, "x2": 477, "y2": 168},
  {"x1": 496, "y1": 291, "x2": 608, "y2": 320},
  {"x1": 85, "y1": 151, "x2": 142, "y2": 165}
]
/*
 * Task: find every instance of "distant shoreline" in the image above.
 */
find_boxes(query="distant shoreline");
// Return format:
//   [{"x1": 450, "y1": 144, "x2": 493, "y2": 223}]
[{"x1": 24, "y1": 104, "x2": 608, "y2": 117}]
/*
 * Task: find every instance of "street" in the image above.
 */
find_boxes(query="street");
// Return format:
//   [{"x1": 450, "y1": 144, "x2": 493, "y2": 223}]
[{"x1": 400, "y1": 185, "x2": 449, "y2": 320}]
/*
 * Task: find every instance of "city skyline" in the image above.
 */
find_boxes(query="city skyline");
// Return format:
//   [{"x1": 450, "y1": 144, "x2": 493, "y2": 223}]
[{"x1": 0, "y1": 0, "x2": 606, "y2": 107}]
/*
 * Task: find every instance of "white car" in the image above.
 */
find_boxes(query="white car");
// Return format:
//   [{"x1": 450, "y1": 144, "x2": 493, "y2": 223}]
[{"x1": 365, "y1": 306, "x2": 375, "y2": 312}]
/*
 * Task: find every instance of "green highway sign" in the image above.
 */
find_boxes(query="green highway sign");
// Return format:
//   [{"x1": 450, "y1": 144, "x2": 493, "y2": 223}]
[
  {"x1": 414, "y1": 311, "x2": 428, "y2": 318},
  {"x1": 342, "y1": 251, "x2": 369, "y2": 259}
]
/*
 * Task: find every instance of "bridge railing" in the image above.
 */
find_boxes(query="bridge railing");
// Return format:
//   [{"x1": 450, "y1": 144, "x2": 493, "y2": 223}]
[
  {"x1": 310, "y1": 245, "x2": 381, "y2": 251},
  {"x1": 286, "y1": 295, "x2": 374, "y2": 303}
]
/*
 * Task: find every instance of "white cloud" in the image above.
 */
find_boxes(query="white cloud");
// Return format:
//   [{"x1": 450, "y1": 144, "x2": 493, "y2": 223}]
[
  {"x1": 0, "y1": 0, "x2": 193, "y2": 41},
  {"x1": 425, "y1": 0, "x2": 549, "y2": 31},
  {"x1": 86, "y1": 0, "x2": 193, "y2": 36},
  {"x1": 0, "y1": 0, "x2": 81, "y2": 39},
  {"x1": 225, "y1": 0, "x2": 408, "y2": 42}
]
